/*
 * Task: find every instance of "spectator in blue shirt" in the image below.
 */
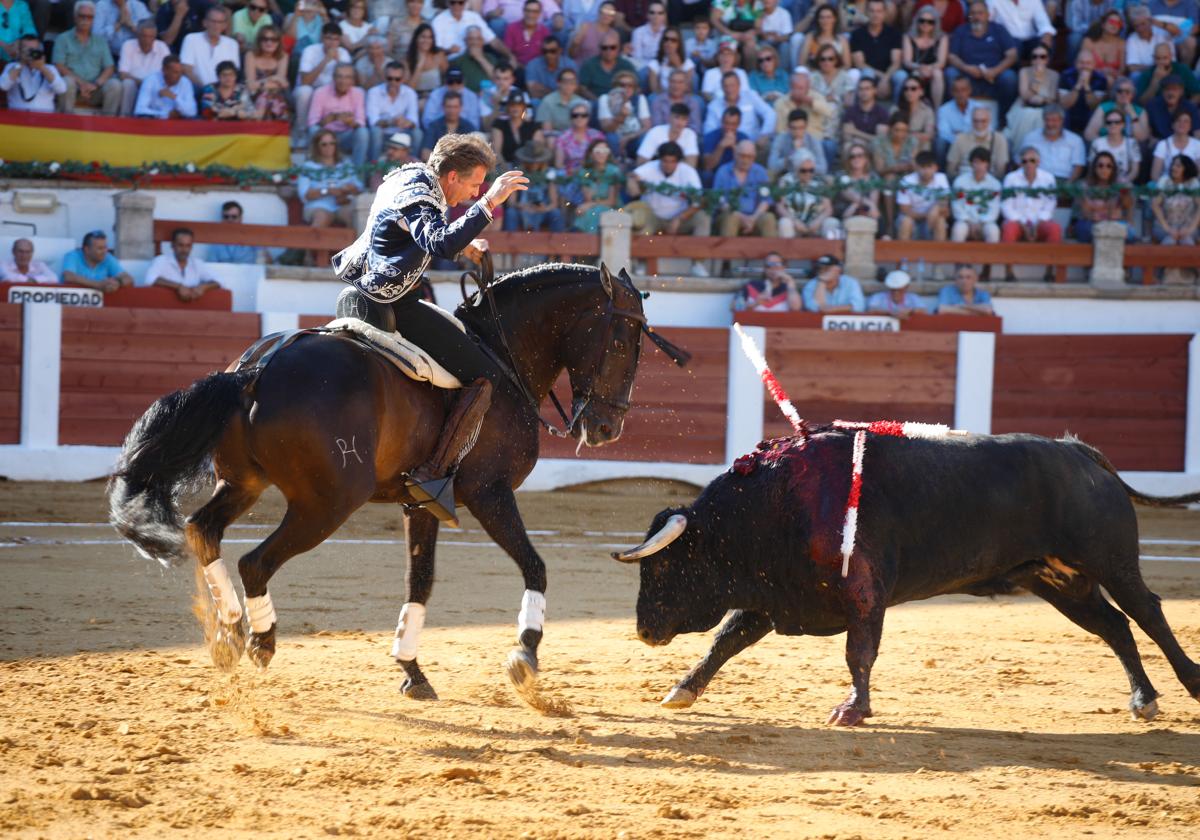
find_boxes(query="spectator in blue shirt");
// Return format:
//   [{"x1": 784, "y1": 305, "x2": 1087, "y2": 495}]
[
  {"x1": 714, "y1": 139, "x2": 777, "y2": 237},
  {"x1": 61, "y1": 231, "x2": 134, "y2": 293},
  {"x1": 208, "y1": 201, "x2": 264, "y2": 264},
  {"x1": 936, "y1": 263, "x2": 994, "y2": 315},
  {"x1": 134, "y1": 55, "x2": 197, "y2": 118},
  {"x1": 1145, "y1": 74, "x2": 1200, "y2": 140},
  {"x1": 0, "y1": 0, "x2": 37, "y2": 64},
  {"x1": 868, "y1": 270, "x2": 927, "y2": 318},
  {"x1": 802, "y1": 255, "x2": 865, "y2": 313},
  {"x1": 946, "y1": 1, "x2": 1018, "y2": 114},
  {"x1": 936, "y1": 75, "x2": 982, "y2": 160},
  {"x1": 524, "y1": 35, "x2": 577, "y2": 100},
  {"x1": 700, "y1": 105, "x2": 749, "y2": 184}
]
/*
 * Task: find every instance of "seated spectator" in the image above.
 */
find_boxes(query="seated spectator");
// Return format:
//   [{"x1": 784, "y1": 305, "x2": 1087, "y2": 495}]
[
  {"x1": 1124, "y1": 5, "x2": 1172, "y2": 74},
  {"x1": 569, "y1": 1, "x2": 618, "y2": 64},
  {"x1": 701, "y1": 105, "x2": 748, "y2": 176},
  {"x1": 895, "y1": 150, "x2": 949, "y2": 254},
  {"x1": 750, "y1": 44, "x2": 787, "y2": 104},
  {"x1": 1079, "y1": 9, "x2": 1126, "y2": 85},
  {"x1": 1152, "y1": 154, "x2": 1200, "y2": 245},
  {"x1": 714, "y1": 139, "x2": 777, "y2": 238},
  {"x1": 946, "y1": 1, "x2": 1018, "y2": 115},
  {"x1": 307, "y1": 61, "x2": 368, "y2": 161},
  {"x1": 1091, "y1": 103, "x2": 1143, "y2": 182},
  {"x1": 369, "y1": 131, "x2": 416, "y2": 189},
  {"x1": 156, "y1": 0, "x2": 210, "y2": 54},
  {"x1": 703, "y1": 71, "x2": 776, "y2": 152},
  {"x1": 774, "y1": 69, "x2": 835, "y2": 162},
  {"x1": 423, "y1": 67, "x2": 490, "y2": 128},
  {"x1": 768, "y1": 107, "x2": 827, "y2": 178},
  {"x1": 936, "y1": 263, "x2": 994, "y2": 314},
  {"x1": 873, "y1": 113, "x2": 918, "y2": 200},
  {"x1": 868, "y1": 269, "x2": 926, "y2": 318},
  {"x1": 405, "y1": 23, "x2": 447, "y2": 103},
  {"x1": 208, "y1": 201, "x2": 262, "y2": 265},
  {"x1": 95, "y1": 0, "x2": 152, "y2": 56},
  {"x1": 421, "y1": 90, "x2": 479, "y2": 159},
  {"x1": 368, "y1": 61, "x2": 420, "y2": 160},
  {"x1": 504, "y1": 0, "x2": 552, "y2": 67},
  {"x1": 180, "y1": 5, "x2": 239, "y2": 89},
  {"x1": 936, "y1": 75, "x2": 981, "y2": 160},
  {"x1": 647, "y1": 27, "x2": 694, "y2": 95},
  {"x1": 135, "y1": 54, "x2": 198, "y2": 118},
  {"x1": 1075, "y1": 151, "x2": 1136, "y2": 243},
  {"x1": 452, "y1": 25, "x2": 498, "y2": 91},
  {"x1": 1, "y1": 35, "x2": 67, "y2": 113},
  {"x1": 526, "y1": 36, "x2": 578, "y2": 100},
  {"x1": 298, "y1": 129, "x2": 364, "y2": 235},
  {"x1": 798, "y1": 3, "x2": 853, "y2": 73},
  {"x1": 297, "y1": 24, "x2": 353, "y2": 141},
  {"x1": 684, "y1": 17, "x2": 718, "y2": 71},
  {"x1": 987, "y1": 0, "x2": 1054, "y2": 59},
  {"x1": 504, "y1": 140, "x2": 566, "y2": 232},
  {"x1": 479, "y1": 62, "x2": 519, "y2": 128},
  {"x1": 637, "y1": 102, "x2": 699, "y2": 166},
  {"x1": 231, "y1": 0, "x2": 273, "y2": 52},
  {"x1": 200, "y1": 61, "x2": 256, "y2": 120},
  {"x1": 571, "y1": 139, "x2": 623, "y2": 233},
  {"x1": 1005, "y1": 42, "x2": 1058, "y2": 148},
  {"x1": 1000, "y1": 147, "x2": 1060, "y2": 281},
  {"x1": 951, "y1": 146, "x2": 1002, "y2": 246},
  {"x1": 1061, "y1": 50, "x2": 1109, "y2": 139},
  {"x1": 649, "y1": 68, "x2": 704, "y2": 132},
  {"x1": 946, "y1": 106, "x2": 1009, "y2": 177},
  {"x1": 0, "y1": 0, "x2": 35, "y2": 66},
  {"x1": 146, "y1": 227, "x2": 223, "y2": 302},
  {"x1": 896, "y1": 73, "x2": 936, "y2": 150},
  {"x1": 1020, "y1": 104, "x2": 1086, "y2": 182},
  {"x1": 1136, "y1": 41, "x2": 1200, "y2": 104},
  {"x1": 842, "y1": 75, "x2": 890, "y2": 149},
  {"x1": 356, "y1": 36, "x2": 391, "y2": 90},
  {"x1": 1, "y1": 238, "x2": 58, "y2": 283},
  {"x1": 554, "y1": 101, "x2": 604, "y2": 173},
  {"x1": 625, "y1": 141, "x2": 712, "y2": 275},
  {"x1": 117, "y1": 19, "x2": 169, "y2": 116},
  {"x1": 629, "y1": 2, "x2": 667, "y2": 67},
  {"x1": 580, "y1": 30, "x2": 636, "y2": 98},
  {"x1": 598, "y1": 70, "x2": 650, "y2": 158},
  {"x1": 1152, "y1": 111, "x2": 1200, "y2": 180},
  {"x1": 710, "y1": 0, "x2": 761, "y2": 68},
  {"x1": 432, "y1": 0, "x2": 512, "y2": 61},
  {"x1": 700, "y1": 37, "x2": 747, "y2": 101},
  {"x1": 386, "y1": 0, "x2": 427, "y2": 61},
  {"x1": 915, "y1": 0, "x2": 966, "y2": 36},
  {"x1": 810, "y1": 44, "x2": 857, "y2": 126},
  {"x1": 493, "y1": 90, "x2": 541, "y2": 167},
  {"x1": 537, "y1": 68, "x2": 589, "y2": 136},
  {"x1": 732, "y1": 252, "x2": 801, "y2": 312},
  {"x1": 245, "y1": 26, "x2": 292, "y2": 123},
  {"x1": 61, "y1": 230, "x2": 134, "y2": 293},
  {"x1": 285, "y1": 0, "x2": 328, "y2": 57},
  {"x1": 54, "y1": 2, "x2": 122, "y2": 115},
  {"x1": 339, "y1": 0, "x2": 379, "y2": 57},
  {"x1": 850, "y1": 0, "x2": 902, "y2": 99},
  {"x1": 902, "y1": 5, "x2": 947, "y2": 106},
  {"x1": 833, "y1": 142, "x2": 881, "y2": 225},
  {"x1": 1083, "y1": 77, "x2": 1151, "y2": 143},
  {"x1": 775, "y1": 152, "x2": 841, "y2": 239},
  {"x1": 1146, "y1": 73, "x2": 1200, "y2": 140},
  {"x1": 801, "y1": 254, "x2": 865, "y2": 313},
  {"x1": 756, "y1": 0, "x2": 793, "y2": 66}
]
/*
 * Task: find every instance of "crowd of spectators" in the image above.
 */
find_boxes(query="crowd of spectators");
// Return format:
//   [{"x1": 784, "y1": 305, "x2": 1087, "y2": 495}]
[{"x1": 4, "y1": 0, "x2": 1200, "y2": 280}]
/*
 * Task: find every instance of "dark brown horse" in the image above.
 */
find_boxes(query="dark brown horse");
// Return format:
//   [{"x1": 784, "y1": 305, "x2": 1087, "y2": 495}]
[{"x1": 108, "y1": 262, "x2": 679, "y2": 702}]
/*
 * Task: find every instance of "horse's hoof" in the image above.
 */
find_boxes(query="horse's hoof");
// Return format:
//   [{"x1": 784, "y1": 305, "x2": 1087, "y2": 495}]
[
  {"x1": 210, "y1": 621, "x2": 246, "y2": 673},
  {"x1": 505, "y1": 648, "x2": 538, "y2": 692},
  {"x1": 248, "y1": 626, "x2": 276, "y2": 671},
  {"x1": 827, "y1": 703, "x2": 870, "y2": 727},
  {"x1": 1131, "y1": 699, "x2": 1159, "y2": 722},
  {"x1": 400, "y1": 677, "x2": 439, "y2": 701},
  {"x1": 661, "y1": 686, "x2": 697, "y2": 709}
]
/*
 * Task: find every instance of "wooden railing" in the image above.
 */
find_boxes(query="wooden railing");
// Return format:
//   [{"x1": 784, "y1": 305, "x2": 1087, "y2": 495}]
[{"x1": 631, "y1": 235, "x2": 842, "y2": 275}]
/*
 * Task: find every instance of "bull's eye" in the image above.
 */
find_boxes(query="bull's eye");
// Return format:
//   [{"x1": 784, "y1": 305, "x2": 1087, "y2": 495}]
[{"x1": 613, "y1": 339, "x2": 622, "y2": 350}]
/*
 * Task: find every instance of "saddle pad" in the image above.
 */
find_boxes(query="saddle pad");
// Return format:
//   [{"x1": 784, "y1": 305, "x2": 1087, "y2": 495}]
[{"x1": 325, "y1": 317, "x2": 462, "y2": 389}]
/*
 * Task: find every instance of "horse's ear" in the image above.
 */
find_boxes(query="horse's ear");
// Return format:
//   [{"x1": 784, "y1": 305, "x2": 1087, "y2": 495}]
[{"x1": 599, "y1": 262, "x2": 615, "y2": 299}]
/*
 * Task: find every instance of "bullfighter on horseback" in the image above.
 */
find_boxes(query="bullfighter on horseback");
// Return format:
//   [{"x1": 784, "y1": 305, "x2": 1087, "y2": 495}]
[{"x1": 332, "y1": 133, "x2": 529, "y2": 524}]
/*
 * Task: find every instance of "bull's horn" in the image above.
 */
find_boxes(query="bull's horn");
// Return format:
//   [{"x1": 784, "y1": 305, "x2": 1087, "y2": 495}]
[{"x1": 611, "y1": 514, "x2": 688, "y2": 563}]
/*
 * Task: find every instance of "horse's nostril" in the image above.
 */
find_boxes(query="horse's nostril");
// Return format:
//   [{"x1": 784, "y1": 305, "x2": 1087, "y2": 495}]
[{"x1": 638, "y1": 628, "x2": 651, "y2": 642}]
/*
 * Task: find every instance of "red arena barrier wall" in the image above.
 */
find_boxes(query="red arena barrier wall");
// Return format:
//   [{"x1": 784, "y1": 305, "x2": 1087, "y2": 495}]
[{"x1": 0, "y1": 304, "x2": 22, "y2": 444}]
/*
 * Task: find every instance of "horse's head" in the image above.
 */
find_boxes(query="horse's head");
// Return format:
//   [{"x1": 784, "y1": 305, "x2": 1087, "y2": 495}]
[{"x1": 564, "y1": 264, "x2": 647, "y2": 447}]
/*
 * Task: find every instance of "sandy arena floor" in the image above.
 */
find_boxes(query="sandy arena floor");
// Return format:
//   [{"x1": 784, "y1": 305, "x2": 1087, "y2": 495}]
[{"x1": 1, "y1": 480, "x2": 1198, "y2": 839}]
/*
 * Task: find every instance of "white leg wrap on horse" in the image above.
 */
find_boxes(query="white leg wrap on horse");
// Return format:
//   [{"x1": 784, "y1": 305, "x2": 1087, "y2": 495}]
[
  {"x1": 391, "y1": 602, "x2": 426, "y2": 661},
  {"x1": 245, "y1": 593, "x2": 276, "y2": 634},
  {"x1": 202, "y1": 559, "x2": 243, "y2": 625},
  {"x1": 518, "y1": 590, "x2": 546, "y2": 635}
]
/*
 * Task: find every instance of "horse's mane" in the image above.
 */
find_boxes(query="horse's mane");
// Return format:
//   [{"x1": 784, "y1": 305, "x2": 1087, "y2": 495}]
[{"x1": 455, "y1": 262, "x2": 600, "y2": 327}]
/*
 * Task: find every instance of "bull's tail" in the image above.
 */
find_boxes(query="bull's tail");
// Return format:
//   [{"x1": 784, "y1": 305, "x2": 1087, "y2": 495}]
[
  {"x1": 1063, "y1": 436, "x2": 1200, "y2": 507},
  {"x1": 107, "y1": 370, "x2": 256, "y2": 566}
]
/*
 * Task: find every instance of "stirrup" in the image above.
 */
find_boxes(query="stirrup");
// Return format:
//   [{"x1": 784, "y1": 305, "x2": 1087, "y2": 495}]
[{"x1": 406, "y1": 474, "x2": 459, "y2": 528}]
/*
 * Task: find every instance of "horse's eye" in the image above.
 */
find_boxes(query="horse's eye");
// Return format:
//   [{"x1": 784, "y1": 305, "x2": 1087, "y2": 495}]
[{"x1": 613, "y1": 339, "x2": 623, "y2": 350}]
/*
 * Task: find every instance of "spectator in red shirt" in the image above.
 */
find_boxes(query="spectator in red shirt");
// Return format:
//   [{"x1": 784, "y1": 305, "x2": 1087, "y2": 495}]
[{"x1": 504, "y1": 0, "x2": 550, "y2": 67}]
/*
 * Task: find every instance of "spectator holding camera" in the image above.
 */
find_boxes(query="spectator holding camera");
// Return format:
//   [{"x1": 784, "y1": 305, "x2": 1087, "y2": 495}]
[{"x1": 1, "y1": 35, "x2": 66, "y2": 112}]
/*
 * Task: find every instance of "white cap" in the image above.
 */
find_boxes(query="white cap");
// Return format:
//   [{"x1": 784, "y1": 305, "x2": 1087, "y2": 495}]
[
  {"x1": 884, "y1": 270, "x2": 911, "y2": 290},
  {"x1": 387, "y1": 131, "x2": 413, "y2": 148}
]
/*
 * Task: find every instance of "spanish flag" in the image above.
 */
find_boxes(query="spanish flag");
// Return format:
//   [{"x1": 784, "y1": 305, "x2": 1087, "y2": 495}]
[{"x1": 0, "y1": 111, "x2": 289, "y2": 170}]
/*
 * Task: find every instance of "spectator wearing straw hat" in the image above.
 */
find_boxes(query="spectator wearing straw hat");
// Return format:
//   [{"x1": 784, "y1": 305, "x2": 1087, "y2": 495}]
[{"x1": 504, "y1": 140, "x2": 566, "y2": 232}]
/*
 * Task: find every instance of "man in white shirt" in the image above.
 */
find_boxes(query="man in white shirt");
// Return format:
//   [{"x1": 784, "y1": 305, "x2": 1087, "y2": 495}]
[
  {"x1": 625, "y1": 141, "x2": 712, "y2": 275},
  {"x1": 987, "y1": 0, "x2": 1054, "y2": 56},
  {"x1": 296, "y1": 24, "x2": 353, "y2": 145},
  {"x1": 179, "y1": 5, "x2": 239, "y2": 88},
  {"x1": 701, "y1": 39, "x2": 748, "y2": 100},
  {"x1": 134, "y1": 55, "x2": 197, "y2": 119},
  {"x1": 951, "y1": 146, "x2": 1002, "y2": 244},
  {"x1": 432, "y1": 0, "x2": 512, "y2": 60},
  {"x1": 0, "y1": 36, "x2": 67, "y2": 113},
  {"x1": 95, "y1": 0, "x2": 152, "y2": 55},
  {"x1": 758, "y1": 0, "x2": 793, "y2": 65},
  {"x1": 146, "y1": 227, "x2": 223, "y2": 302},
  {"x1": 367, "y1": 61, "x2": 422, "y2": 160},
  {"x1": 1, "y1": 239, "x2": 59, "y2": 284},
  {"x1": 118, "y1": 20, "x2": 170, "y2": 115},
  {"x1": 1126, "y1": 5, "x2": 1173, "y2": 73},
  {"x1": 636, "y1": 102, "x2": 699, "y2": 166},
  {"x1": 1000, "y1": 145, "x2": 1061, "y2": 281},
  {"x1": 896, "y1": 151, "x2": 950, "y2": 249},
  {"x1": 702, "y1": 72, "x2": 776, "y2": 148}
]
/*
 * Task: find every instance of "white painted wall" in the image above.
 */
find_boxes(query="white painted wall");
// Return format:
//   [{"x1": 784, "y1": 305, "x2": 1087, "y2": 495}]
[{"x1": 994, "y1": 298, "x2": 1200, "y2": 335}]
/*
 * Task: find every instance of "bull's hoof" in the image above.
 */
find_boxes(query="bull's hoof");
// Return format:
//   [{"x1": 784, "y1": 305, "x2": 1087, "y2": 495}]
[
  {"x1": 505, "y1": 647, "x2": 538, "y2": 692},
  {"x1": 1131, "y1": 699, "x2": 1159, "y2": 722},
  {"x1": 827, "y1": 703, "x2": 871, "y2": 727},
  {"x1": 247, "y1": 625, "x2": 276, "y2": 671},
  {"x1": 400, "y1": 677, "x2": 439, "y2": 700},
  {"x1": 661, "y1": 686, "x2": 698, "y2": 709},
  {"x1": 209, "y1": 620, "x2": 246, "y2": 673}
]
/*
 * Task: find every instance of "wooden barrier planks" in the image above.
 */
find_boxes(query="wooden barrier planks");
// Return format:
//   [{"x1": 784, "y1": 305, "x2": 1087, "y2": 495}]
[
  {"x1": 992, "y1": 334, "x2": 1190, "y2": 471},
  {"x1": 761, "y1": 330, "x2": 958, "y2": 439},
  {"x1": 58, "y1": 308, "x2": 260, "y2": 446},
  {"x1": 0, "y1": 303, "x2": 21, "y2": 444}
]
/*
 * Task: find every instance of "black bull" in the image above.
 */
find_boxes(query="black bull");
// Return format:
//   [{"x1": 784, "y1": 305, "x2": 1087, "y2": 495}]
[{"x1": 613, "y1": 430, "x2": 1200, "y2": 726}]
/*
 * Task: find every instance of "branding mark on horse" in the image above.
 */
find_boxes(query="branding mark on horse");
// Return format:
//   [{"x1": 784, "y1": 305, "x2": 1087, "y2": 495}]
[{"x1": 336, "y1": 436, "x2": 364, "y2": 468}]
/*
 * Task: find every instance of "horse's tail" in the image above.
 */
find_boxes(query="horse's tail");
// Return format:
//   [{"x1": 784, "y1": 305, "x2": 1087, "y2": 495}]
[
  {"x1": 107, "y1": 370, "x2": 256, "y2": 566},
  {"x1": 1064, "y1": 435, "x2": 1200, "y2": 507}
]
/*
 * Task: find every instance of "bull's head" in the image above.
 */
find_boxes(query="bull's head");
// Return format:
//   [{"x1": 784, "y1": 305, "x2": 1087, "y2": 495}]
[{"x1": 611, "y1": 507, "x2": 728, "y2": 646}]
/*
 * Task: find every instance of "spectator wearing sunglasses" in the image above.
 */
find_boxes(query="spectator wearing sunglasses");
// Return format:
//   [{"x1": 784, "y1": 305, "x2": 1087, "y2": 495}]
[
  {"x1": 367, "y1": 60, "x2": 420, "y2": 160},
  {"x1": 525, "y1": 35, "x2": 578, "y2": 100},
  {"x1": 999, "y1": 147, "x2": 1060, "y2": 281},
  {"x1": 208, "y1": 201, "x2": 263, "y2": 265},
  {"x1": 231, "y1": 0, "x2": 273, "y2": 50},
  {"x1": 580, "y1": 29, "x2": 635, "y2": 97},
  {"x1": 1004, "y1": 42, "x2": 1058, "y2": 149},
  {"x1": 1082, "y1": 78, "x2": 1151, "y2": 144}
]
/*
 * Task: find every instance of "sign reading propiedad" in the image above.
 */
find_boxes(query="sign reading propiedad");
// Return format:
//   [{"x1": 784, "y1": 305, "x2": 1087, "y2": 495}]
[
  {"x1": 6, "y1": 286, "x2": 104, "y2": 307},
  {"x1": 821, "y1": 314, "x2": 900, "y2": 332}
]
